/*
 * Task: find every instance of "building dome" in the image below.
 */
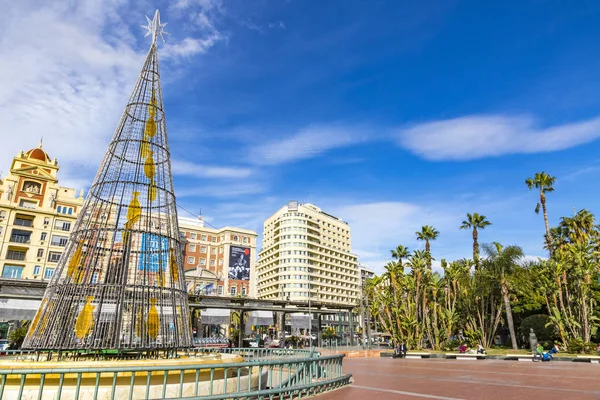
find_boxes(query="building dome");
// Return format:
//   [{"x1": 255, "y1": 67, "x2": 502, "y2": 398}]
[{"x1": 24, "y1": 141, "x2": 51, "y2": 163}]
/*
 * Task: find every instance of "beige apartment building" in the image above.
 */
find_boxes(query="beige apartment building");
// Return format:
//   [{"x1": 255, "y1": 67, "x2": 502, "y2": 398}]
[
  {"x1": 256, "y1": 201, "x2": 360, "y2": 305},
  {"x1": 0, "y1": 143, "x2": 84, "y2": 281},
  {"x1": 179, "y1": 216, "x2": 258, "y2": 298}
]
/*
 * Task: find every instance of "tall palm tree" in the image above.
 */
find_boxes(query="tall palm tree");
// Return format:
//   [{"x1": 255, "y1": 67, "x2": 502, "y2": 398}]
[
  {"x1": 525, "y1": 172, "x2": 556, "y2": 255},
  {"x1": 391, "y1": 245, "x2": 410, "y2": 269},
  {"x1": 416, "y1": 226, "x2": 439, "y2": 270},
  {"x1": 482, "y1": 242, "x2": 524, "y2": 350},
  {"x1": 459, "y1": 213, "x2": 491, "y2": 269}
]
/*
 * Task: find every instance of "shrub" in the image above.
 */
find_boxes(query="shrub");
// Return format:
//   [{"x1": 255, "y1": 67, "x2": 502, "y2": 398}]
[
  {"x1": 519, "y1": 314, "x2": 558, "y2": 342},
  {"x1": 442, "y1": 338, "x2": 461, "y2": 351}
]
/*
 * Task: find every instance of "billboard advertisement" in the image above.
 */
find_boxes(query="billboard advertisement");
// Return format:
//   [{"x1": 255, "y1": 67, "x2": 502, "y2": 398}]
[
  {"x1": 138, "y1": 233, "x2": 169, "y2": 272},
  {"x1": 228, "y1": 246, "x2": 250, "y2": 280}
]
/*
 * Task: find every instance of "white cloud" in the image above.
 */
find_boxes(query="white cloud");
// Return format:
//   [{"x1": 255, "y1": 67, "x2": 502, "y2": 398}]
[
  {"x1": 171, "y1": 159, "x2": 254, "y2": 178},
  {"x1": 0, "y1": 1, "x2": 223, "y2": 188},
  {"x1": 396, "y1": 115, "x2": 600, "y2": 161},
  {"x1": 177, "y1": 182, "x2": 266, "y2": 198},
  {"x1": 249, "y1": 124, "x2": 373, "y2": 165},
  {"x1": 329, "y1": 201, "x2": 459, "y2": 275},
  {"x1": 162, "y1": 35, "x2": 221, "y2": 58}
]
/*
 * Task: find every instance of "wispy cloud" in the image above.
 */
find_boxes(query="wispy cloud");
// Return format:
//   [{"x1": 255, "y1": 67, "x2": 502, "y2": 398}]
[
  {"x1": 177, "y1": 182, "x2": 267, "y2": 198},
  {"x1": 0, "y1": 0, "x2": 225, "y2": 187},
  {"x1": 171, "y1": 159, "x2": 254, "y2": 178},
  {"x1": 396, "y1": 115, "x2": 600, "y2": 161},
  {"x1": 249, "y1": 124, "x2": 373, "y2": 165}
]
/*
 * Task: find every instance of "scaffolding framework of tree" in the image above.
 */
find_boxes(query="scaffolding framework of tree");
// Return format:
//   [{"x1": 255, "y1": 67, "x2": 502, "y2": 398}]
[{"x1": 23, "y1": 11, "x2": 192, "y2": 351}]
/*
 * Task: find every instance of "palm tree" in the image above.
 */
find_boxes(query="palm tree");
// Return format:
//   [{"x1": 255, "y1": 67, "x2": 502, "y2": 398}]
[
  {"x1": 416, "y1": 226, "x2": 439, "y2": 270},
  {"x1": 391, "y1": 245, "x2": 410, "y2": 269},
  {"x1": 460, "y1": 213, "x2": 491, "y2": 269},
  {"x1": 482, "y1": 242, "x2": 524, "y2": 350},
  {"x1": 525, "y1": 172, "x2": 556, "y2": 255}
]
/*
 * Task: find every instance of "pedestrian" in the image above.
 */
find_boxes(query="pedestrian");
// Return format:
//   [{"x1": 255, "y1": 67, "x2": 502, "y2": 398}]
[
  {"x1": 533, "y1": 343, "x2": 544, "y2": 362},
  {"x1": 477, "y1": 343, "x2": 486, "y2": 355},
  {"x1": 400, "y1": 342, "x2": 407, "y2": 358}
]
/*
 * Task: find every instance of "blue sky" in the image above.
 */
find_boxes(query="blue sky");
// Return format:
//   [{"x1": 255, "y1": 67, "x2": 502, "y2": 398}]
[{"x1": 2, "y1": 0, "x2": 600, "y2": 273}]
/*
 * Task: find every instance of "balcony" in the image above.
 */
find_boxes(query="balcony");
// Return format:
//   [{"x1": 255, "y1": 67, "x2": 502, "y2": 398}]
[
  {"x1": 10, "y1": 236, "x2": 31, "y2": 244},
  {"x1": 6, "y1": 250, "x2": 26, "y2": 261},
  {"x1": 14, "y1": 218, "x2": 33, "y2": 227}
]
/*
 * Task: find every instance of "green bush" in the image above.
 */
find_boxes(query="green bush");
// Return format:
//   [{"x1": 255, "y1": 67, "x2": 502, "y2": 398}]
[
  {"x1": 566, "y1": 338, "x2": 595, "y2": 354},
  {"x1": 519, "y1": 314, "x2": 558, "y2": 342},
  {"x1": 442, "y1": 338, "x2": 461, "y2": 351}
]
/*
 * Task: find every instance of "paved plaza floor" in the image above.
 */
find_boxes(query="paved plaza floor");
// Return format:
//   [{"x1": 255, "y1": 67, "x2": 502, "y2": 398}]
[{"x1": 318, "y1": 358, "x2": 600, "y2": 399}]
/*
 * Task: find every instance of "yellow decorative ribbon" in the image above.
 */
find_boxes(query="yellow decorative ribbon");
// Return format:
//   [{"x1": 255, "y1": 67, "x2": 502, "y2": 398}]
[
  {"x1": 147, "y1": 298, "x2": 159, "y2": 339},
  {"x1": 169, "y1": 247, "x2": 179, "y2": 282},
  {"x1": 75, "y1": 296, "x2": 95, "y2": 339}
]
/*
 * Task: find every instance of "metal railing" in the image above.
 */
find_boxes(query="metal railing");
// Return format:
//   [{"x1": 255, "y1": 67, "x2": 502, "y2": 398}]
[{"x1": 0, "y1": 348, "x2": 350, "y2": 399}]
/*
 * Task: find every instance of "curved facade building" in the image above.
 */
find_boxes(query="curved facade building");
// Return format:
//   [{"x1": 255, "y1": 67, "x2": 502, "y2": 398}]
[{"x1": 257, "y1": 202, "x2": 359, "y2": 305}]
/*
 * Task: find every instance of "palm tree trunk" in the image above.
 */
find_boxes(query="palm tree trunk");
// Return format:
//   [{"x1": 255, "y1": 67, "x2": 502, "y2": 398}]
[
  {"x1": 425, "y1": 241, "x2": 432, "y2": 270},
  {"x1": 472, "y1": 228, "x2": 479, "y2": 269},
  {"x1": 540, "y1": 192, "x2": 553, "y2": 256},
  {"x1": 501, "y1": 281, "x2": 518, "y2": 350}
]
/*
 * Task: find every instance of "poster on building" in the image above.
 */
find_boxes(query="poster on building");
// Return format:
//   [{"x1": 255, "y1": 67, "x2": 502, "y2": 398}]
[
  {"x1": 228, "y1": 246, "x2": 250, "y2": 280},
  {"x1": 138, "y1": 233, "x2": 169, "y2": 272}
]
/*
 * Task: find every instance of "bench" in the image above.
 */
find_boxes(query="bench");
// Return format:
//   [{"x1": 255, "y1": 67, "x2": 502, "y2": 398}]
[
  {"x1": 576, "y1": 355, "x2": 600, "y2": 364},
  {"x1": 446, "y1": 353, "x2": 486, "y2": 360},
  {"x1": 505, "y1": 353, "x2": 534, "y2": 362},
  {"x1": 404, "y1": 352, "x2": 431, "y2": 359}
]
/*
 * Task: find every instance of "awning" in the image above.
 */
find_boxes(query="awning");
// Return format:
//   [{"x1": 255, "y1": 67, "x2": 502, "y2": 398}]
[
  {"x1": 201, "y1": 308, "x2": 230, "y2": 325},
  {"x1": 0, "y1": 298, "x2": 41, "y2": 321}
]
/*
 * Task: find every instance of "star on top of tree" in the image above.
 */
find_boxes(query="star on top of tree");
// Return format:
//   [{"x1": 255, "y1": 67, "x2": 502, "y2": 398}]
[{"x1": 142, "y1": 9, "x2": 168, "y2": 44}]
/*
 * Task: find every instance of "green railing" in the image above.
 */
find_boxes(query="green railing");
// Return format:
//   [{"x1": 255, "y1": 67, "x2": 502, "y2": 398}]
[{"x1": 0, "y1": 350, "x2": 350, "y2": 399}]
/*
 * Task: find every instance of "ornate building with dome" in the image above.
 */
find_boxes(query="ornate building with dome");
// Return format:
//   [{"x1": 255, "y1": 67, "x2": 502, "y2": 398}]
[{"x1": 0, "y1": 142, "x2": 84, "y2": 283}]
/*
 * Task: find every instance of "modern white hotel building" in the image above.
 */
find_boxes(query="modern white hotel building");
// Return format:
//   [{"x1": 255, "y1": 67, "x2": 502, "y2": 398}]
[{"x1": 256, "y1": 201, "x2": 360, "y2": 305}]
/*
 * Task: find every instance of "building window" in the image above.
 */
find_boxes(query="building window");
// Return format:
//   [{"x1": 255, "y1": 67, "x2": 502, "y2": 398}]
[
  {"x1": 219, "y1": 259, "x2": 223, "y2": 265},
  {"x1": 0, "y1": 226, "x2": 3, "y2": 236},
  {"x1": 6, "y1": 250, "x2": 26, "y2": 261},
  {"x1": 14, "y1": 216, "x2": 33, "y2": 227},
  {"x1": 199, "y1": 259, "x2": 206, "y2": 266},
  {"x1": 92, "y1": 273, "x2": 99, "y2": 284},
  {"x1": 189, "y1": 244, "x2": 196, "y2": 252},
  {"x1": 243, "y1": 237, "x2": 248, "y2": 243},
  {"x1": 54, "y1": 220, "x2": 71, "y2": 231},
  {"x1": 40, "y1": 232, "x2": 47, "y2": 241},
  {"x1": 211, "y1": 248, "x2": 216, "y2": 254},
  {"x1": 211, "y1": 237, "x2": 216, "y2": 243},
  {"x1": 44, "y1": 268, "x2": 54, "y2": 279},
  {"x1": 218, "y1": 285, "x2": 223, "y2": 295},
  {"x1": 19, "y1": 199, "x2": 37, "y2": 209},
  {"x1": 187, "y1": 256, "x2": 195, "y2": 264},
  {"x1": 200, "y1": 247, "x2": 207, "y2": 253},
  {"x1": 209, "y1": 259, "x2": 215, "y2": 266},
  {"x1": 2, "y1": 265, "x2": 23, "y2": 279},
  {"x1": 232, "y1": 235, "x2": 239, "y2": 241},
  {"x1": 47, "y1": 252, "x2": 62, "y2": 263},
  {"x1": 68, "y1": 208, "x2": 73, "y2": 215},
  {"x1": 33, "y1": 266, "x2": 41, "y2": 275},
  {"x1": 219, "y1": 247, "x2": 223, "y2": 254},
  {"x1": 230, "y1": 286, "x2": 237, "y2": 295},
  {"x1": 57, "y1": 206, "x2": 62, "y2": 213},
  {"x1": 242, "y1": 286, "x2": 246, "y2": 295},
  {"x1": 191, "y1": 233, "x2": 197, "y2": 239},
  {"x1": 44, "y1": 217, "x2": 50, "y2": 225},
  {"x1": 201, "y1": 235, "x2": 207, "y2": 241},
  {"x1": 51, "y1": 235, "x2": 68, "y2": 247}
]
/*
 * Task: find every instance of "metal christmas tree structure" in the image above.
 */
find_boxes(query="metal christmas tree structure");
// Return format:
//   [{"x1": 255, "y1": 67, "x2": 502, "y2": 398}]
[{"x1": 24, "y1": 10, "x2": 193, "y2": 351}]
